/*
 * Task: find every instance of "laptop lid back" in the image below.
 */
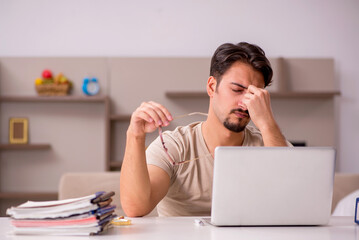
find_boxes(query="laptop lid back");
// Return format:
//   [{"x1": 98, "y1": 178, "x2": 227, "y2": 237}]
[{"x1": 211, "y1": 147, "x2": 335, "y2": 226}]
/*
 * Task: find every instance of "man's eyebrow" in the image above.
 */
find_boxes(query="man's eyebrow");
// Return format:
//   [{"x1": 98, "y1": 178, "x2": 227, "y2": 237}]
[{"x1": 230, "y1": 82, "x2": 248, "y2": 89}]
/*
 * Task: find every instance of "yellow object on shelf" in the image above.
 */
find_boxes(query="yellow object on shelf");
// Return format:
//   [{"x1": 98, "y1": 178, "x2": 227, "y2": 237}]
[{"x1": 35, "y1": 78, "x2": 43, "y2": 85}]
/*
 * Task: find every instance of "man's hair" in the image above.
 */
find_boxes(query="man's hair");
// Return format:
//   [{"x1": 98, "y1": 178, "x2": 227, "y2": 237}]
[{"x1": 210, "y1": 42, "x2": 273, "y2": 87}]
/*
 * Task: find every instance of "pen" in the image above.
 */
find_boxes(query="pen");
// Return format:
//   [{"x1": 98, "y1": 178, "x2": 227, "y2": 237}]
[{"x1": 194, "y1": 218, "x2": 205, "y2": 226}]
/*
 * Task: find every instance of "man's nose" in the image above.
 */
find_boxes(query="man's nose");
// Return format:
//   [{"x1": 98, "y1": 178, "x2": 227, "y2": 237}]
[{"x1": 237, "y1": 98, "x2": 247, "y2": 111}]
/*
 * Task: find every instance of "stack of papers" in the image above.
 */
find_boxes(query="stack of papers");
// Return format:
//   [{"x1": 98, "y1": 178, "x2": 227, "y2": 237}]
[{"x1": 6, "y1": 191, "x2": 116, "y2": 236}]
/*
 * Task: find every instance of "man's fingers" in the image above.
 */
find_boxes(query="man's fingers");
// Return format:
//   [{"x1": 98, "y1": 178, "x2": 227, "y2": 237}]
[
  {"x1": 148, "y1": 101, "x2": 173, "y2": 121},
  {"x1": 135, "y1": 101, "x2": 172, "y2": 127},
  {"x1": 141, "y1": 106, "x2": 164, "y2": 127},
  {"x1": 147, "y1": 101, "x2": 172, "y2": 126},
  {"x1": 135, "y1": 111, "x2": 154, "y2": 124},
  {"x1": 247, "y1": 85, "x2": 269, "y2": 99}
]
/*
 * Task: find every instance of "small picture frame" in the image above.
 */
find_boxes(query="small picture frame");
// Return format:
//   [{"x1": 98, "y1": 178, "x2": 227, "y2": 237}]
[{"x1": 9, "y1": 118, "x2": 29, "y2": 144}]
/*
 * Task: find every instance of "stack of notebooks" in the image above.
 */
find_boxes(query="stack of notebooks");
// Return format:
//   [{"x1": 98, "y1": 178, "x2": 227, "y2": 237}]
[{"x1": 6, "y1": 191, "x2": 116, "y2": 236}]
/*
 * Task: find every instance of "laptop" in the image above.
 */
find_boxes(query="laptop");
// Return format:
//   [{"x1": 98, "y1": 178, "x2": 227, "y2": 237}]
[{"x1": 203, "y1": 147, "x2": 335, "y2": 226}]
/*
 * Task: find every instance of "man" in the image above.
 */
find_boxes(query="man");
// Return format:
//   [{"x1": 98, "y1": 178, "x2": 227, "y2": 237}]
[{"x1": 120, "y1": 42, "x2": 291, "y2": 217}]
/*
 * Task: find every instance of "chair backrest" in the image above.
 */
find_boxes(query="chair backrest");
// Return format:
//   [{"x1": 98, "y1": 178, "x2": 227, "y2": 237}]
[
  {"x1": 332, "y1": 173, "x2": 359, "y2": 212},
  {"x1": 58, "y1": 172, "x2": 158, "y2": 216}
]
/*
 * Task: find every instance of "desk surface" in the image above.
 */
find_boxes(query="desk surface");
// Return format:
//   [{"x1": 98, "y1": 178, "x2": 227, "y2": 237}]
[{"x1": 1, "y1": 216, "x2": 358, "y2": 240}]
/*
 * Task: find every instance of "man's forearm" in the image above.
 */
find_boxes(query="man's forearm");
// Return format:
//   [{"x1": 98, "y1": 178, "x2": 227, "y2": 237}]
[
  {"x1": 260, "y1": 122, "x2": 288, "y2": 147},
  {"x1": 120, "y1": 131, "x2": 152, "y2": 217}
]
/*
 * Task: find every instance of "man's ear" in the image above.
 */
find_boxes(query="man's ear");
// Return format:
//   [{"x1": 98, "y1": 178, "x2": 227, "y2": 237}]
[{"x1": 207, "y1": 76, "x2": 217, "y2": 97}]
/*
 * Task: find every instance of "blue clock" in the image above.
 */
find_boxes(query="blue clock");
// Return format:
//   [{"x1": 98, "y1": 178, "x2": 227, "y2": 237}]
[{"x1": 82, "y1": 78, "x2": 100, "y2": 96}]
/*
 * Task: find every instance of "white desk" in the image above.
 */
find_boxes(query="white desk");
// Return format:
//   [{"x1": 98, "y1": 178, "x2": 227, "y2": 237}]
[{"x1": 1, "y1": 216, "x2": 358, "y2": 240}]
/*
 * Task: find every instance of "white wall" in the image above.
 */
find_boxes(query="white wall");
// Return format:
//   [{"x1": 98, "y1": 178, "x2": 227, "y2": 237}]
[{"x1": 0, "y1": 0, "x2": 358, "y2": 172}]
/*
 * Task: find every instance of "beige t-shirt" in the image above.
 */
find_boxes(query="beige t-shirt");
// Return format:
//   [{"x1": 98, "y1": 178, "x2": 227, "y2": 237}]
[{"x1": 146, "y1": 121, "x2": 266, "y2": 216}]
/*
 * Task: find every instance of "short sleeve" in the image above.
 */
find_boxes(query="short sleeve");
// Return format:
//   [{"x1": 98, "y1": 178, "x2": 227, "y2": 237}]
[{"x1": 146, "y1": 131, "x2": 183, "y2": 182}]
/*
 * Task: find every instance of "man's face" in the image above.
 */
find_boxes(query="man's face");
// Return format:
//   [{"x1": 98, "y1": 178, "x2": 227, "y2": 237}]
[{"x1": 212, "y1": 61, "x2": 265, "y2": 133}]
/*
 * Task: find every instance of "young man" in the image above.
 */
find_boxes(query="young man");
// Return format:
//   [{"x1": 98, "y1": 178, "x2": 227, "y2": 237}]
[{"x1": 120, "y1": 42, "x2": 291, "y2": 217}]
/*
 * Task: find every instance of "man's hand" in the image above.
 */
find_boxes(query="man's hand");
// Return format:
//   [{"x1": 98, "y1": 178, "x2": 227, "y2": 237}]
[
  {"x1": 242, "y1": 85, "x2": 288, "y2": 146},
  {"x1": 128, "y1": 101, "x2": 173, "y2": 138},
  {"x1": 242, "y1": 85, "x2": 275, "y2": 132}
]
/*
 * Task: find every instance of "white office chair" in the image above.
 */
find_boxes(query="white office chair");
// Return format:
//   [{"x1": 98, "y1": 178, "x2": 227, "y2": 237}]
[{"x1": 333, "y1": 189, "x2": 359, "y2": 216}]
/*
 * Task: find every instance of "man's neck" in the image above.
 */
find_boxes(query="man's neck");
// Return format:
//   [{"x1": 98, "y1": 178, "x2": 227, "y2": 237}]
[{"x1": 202, "y1": 114, "x2": 245, "y2": 155}]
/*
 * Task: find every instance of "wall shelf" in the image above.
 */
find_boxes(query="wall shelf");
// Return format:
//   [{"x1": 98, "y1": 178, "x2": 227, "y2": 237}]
[
  {"x1": 0, "y1": 94, "x2": 110, "y2": 208},
  {"x1": 165, "y1": 91, "x2": 341, "y2": 99},
  {"x1": 0, "y1": 192, "x2": 57, "y2": 200},
  {"x1": 110, "y1": 115, "x2": 131, "y2": 121},
  {"x1": 0, "y1": 95, "x2": 109, "y2": 103},
  {"x1": 108, "y1": 115, "x2": 132, "y2": 170},
  {"x1": 270, "y1": 91, "x2": 340, "y2": 98},
  {"x1": 109, "y1": 161, "x2": 122, "y2": 169},
  {"x1": 0, "y1": 144, "x2": 51, "y2": 150}
]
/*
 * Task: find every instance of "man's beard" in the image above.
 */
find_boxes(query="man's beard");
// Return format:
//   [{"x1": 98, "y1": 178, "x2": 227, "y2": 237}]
[{"x1": 223, "y1": 109, "x2": 250, "y2": 133}]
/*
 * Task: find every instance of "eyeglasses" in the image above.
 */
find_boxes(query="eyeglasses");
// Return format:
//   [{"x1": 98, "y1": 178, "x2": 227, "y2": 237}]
[{"x1": 158, "y1": 112, "x2": 211, "y2": 166}]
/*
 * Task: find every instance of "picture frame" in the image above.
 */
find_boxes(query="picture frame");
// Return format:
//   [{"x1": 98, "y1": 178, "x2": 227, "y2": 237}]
[{"x1": 9, "y1": 118, "x2": 29, "y2": 144}]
